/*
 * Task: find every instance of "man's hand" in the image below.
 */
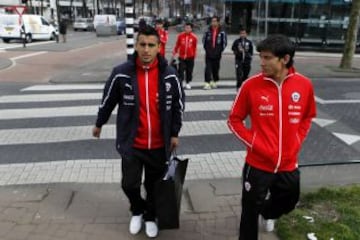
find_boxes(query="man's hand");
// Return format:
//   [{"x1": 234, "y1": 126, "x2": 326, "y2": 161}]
[
  {"x1": 92, "y1": 126, "x2": 102, "y2": 138},
  {"x1": 170, "y1": 137, "x2": 179, "y2": 152}
]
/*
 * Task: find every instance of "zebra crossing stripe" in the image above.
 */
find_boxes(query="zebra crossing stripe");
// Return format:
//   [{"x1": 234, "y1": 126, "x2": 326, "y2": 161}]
[
  {"x1": 20, "y1": 81, "x2": 238, "y2": 92},
  {"x1": 0, "y1": 151, "x2": 246, "y2": 186},
  {"x1": 1, "y1": 89, "x2": 235, "y2": 103},
  {"x1": 0, "y1": 101, "x2": 233, "y2": 120},
  {"x1": 0, "y1": 93, "x2": 102, "y2": 103},
  {"x1": 0, "y1": 120, "x2": 230, "y2": 145},
  {"x1": 21, "y1": 84, "x2": 104, "y2": 91}
]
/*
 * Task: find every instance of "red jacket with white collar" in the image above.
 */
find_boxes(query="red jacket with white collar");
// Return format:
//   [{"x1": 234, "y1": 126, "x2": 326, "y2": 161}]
[
  {"x1": 228, "y1": 67, "x2": 316, "y2": 173},
  {"x1": 133, "y1": 58, "x2": 164, "y2": 149},
  {"x1": 173, "y1": 32, "x2": 198, "y2": 59}
]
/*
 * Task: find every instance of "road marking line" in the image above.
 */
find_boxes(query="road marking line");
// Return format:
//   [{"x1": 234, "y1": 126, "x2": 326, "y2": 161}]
[
  {"x1": 10, "y1": 51, "x2": 47, "y2": 61},
  {"x1": 0, "y1": 92, "x2": 103, "y2": 103},
  {"x1": 0, "y1": 101, "x2": 233, "y2": 119},
  {"x1": 0, "y1": 120, "x2": 230, "y2": 145},
  {"x1": 312, "y1": 118, "x2": 336, "y2": 127},
  {"x1": 332, "y1": 132, "x2": 360, "y2": 145},
  {"x1": 21, "y1": 81, "x2": 238, "y2": 91},
  {"x1": 3, "y1": 90, "x2": 236, "y2": 103},
  {"x1": 315, "y1": 96, "x2": 360, "y2": 104}
]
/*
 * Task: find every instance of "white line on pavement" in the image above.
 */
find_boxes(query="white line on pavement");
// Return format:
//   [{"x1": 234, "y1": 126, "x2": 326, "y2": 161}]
[
  {"x1": 20, "y1": 81, "x2": 238, "y2": 91},
  {"x1": 9, "y1": 89, "x2": 359, "y2": 105},
  {"x1": 315, "y1": 96, "x2": 360, "y2": 104},
  {"x1": 10, "y1": 51, "x2": 48, "y2": 61},
  {"x1": 21, "y1": 84, "x2": 104, "y2": 91},
  {"x1": 0, "y1": 101, "x2": 233, "y2": 120},
  {"x1": 0, "y1": 151, "x2": 246, "y2": 186},
  {"x1": 1, "y1": 89, "x2": 236, "y2": 103},
  {"x1": 0, "y1": 120, "x2": 230, "y2": 145},
  {"x1": 0, "y1": 92, "x2": 103, "y2": 103}
]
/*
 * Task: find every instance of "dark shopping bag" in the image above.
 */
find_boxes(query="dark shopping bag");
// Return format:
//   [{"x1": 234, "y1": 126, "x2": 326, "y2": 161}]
[
  {"x1": 170, "y1": 58, "x2": 178, "y2": 72},
  {"x1": 154, "y1": 155, "x2": 188, "y2": 229}
]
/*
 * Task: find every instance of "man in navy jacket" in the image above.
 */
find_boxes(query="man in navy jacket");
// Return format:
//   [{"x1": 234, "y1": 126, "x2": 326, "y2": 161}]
[
  {"x1": 92, "y1": 26, "x2": 184, "y2": 238},
  {"x1": 202, "y1": 16, "x2": 227, "y2": 90}
]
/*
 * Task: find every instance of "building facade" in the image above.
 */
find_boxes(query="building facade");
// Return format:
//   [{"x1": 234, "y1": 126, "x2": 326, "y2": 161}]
[{"x1": 225, "y1": 0, "x2": 357, "y2": 49}]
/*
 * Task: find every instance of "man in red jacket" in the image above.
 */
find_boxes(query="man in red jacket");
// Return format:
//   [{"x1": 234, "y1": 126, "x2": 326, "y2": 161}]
[
  {"x1": 228, "y1": 34, "x2": 316, "y2": 240},
  {"x1": 172, "y1": 22, "x2": 198, "y2": 89},
  {"x1": 155, "y1": 19, "x2": 168, "y2": 57}
]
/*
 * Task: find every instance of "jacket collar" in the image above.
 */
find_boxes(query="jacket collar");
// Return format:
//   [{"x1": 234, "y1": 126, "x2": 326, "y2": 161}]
[{"x1": 263, "y1": 66, "x2": 296, "y2": 83}]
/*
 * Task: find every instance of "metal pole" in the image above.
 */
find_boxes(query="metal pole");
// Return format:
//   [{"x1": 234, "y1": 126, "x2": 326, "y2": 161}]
[
  {"x1": 125, "y1": 0, "x2": 135, "y2": 60},
  {"x1": 265, "y1": 0, "x2": 269, "y2": 38}
]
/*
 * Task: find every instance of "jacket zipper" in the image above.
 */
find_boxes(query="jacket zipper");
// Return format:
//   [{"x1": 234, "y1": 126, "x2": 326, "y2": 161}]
[
  {"x1": 145, "y1": 69, "x2": 152, "y2": 149},
  {"x1": 274, "y1": 84, "x2": 283, "y2": 173},
  {"x1": 185, "y1": 35, "x2": 188, "y2": 59}
]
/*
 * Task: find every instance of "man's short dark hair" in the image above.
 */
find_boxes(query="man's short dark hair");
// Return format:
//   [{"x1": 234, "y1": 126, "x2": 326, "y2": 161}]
[
  {"x1": 256, "y1": 34, "x2": 295, "y2": 68},
  {"x1": 211, "y1": 16, "x2": 220, "y2": 22},
  {"x1": 185, "y1": 22, "x2": 193, "y2": 28},
  {"x1": 136, "y1": 25, "x2": 160, "y2": 43},
  {"x1": 155, "y1": 18, "x2": 163, "y2": 24},
  {"x1": 239, "y1": 26, "x2": 246, "y2": 32}
]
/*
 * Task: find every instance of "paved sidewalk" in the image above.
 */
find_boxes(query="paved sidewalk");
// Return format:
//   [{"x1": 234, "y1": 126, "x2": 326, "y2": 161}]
[{"x1": 0, "y1": 180, "x2": 279, "y2": 240}]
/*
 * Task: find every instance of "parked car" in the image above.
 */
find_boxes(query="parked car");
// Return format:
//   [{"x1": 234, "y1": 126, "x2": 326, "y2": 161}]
[
  {"x1": 93, "y1": 14, "x2": 116, "y2": 31},
  {"x1": 73, "y1": 18, "x2": 94, "y2": 31},
  {"x1": 0, "y1": 14, "x2": 58, "y2": 43},
  {"x1": 116, "y1": 18, "x2": 125, "y2": 35}
]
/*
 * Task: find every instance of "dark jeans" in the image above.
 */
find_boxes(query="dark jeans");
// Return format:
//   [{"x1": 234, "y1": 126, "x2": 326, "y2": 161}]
[
  {"x1": 178, "y1": 58, "x2": 195, "y2": 84},
  {"x1": 205, "y1": 56, "x2": 221, "y2": 83},
  {"x1": 121, "y1": 147, "x2": 167, "y2": 221},
  {"x1": 235, "y1": 60, "x2": 251, "y2": 89},
  {"x1": 239, "y1": 163, "x2": 300, "y2": 240}
]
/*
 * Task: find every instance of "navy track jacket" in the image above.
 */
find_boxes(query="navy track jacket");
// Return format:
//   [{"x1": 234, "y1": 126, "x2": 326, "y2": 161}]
[{"x1": 95, "y1": 54, "x2": 185, "y2": 161}]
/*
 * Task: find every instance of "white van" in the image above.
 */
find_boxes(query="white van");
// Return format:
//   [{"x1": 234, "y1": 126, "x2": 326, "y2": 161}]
[
  {"x1": 93, "y1": 14, "x2": 116, "y2": 30},
  {"x1": 0, "y1": 14, "x2": 58, "y2": 43}
]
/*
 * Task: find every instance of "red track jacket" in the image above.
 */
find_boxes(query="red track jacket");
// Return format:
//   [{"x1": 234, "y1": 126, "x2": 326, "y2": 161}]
[
  {"x1": 228, "y1": 67, "x2": 316, "y2": 173},
  {"x1": 133, "y1": 58, "x2": 164, "y2": 149},
  {"x1": 172, "y1": 32, "x2": 197, "y2": 59},
  {"x1": 157, "y1": 28, "x2": 168, "y2": 57}
]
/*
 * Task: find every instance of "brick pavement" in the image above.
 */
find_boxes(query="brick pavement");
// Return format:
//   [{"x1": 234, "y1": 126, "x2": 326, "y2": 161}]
[{"x1": 0, "y1": 181, "x2": 280, "y2": 240}]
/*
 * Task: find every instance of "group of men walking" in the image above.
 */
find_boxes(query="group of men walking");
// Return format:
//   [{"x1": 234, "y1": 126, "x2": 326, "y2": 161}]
[
  {"x1": 92, "y1": 16, "x2": 317, "y2": 240},
  {"x1": 157, "y1": 16, "x2": 254, "y2": 91}
]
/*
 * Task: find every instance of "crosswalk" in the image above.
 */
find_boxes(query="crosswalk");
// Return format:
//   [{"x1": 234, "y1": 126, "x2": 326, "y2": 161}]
[{"x1": 0, "y1": 81, "x2": 247, "y2": 186}]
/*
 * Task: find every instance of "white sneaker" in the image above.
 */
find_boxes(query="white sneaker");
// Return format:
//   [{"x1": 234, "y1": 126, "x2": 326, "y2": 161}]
[
  {"x1": 210, "y1": 81, "x2": 217, "y2": 88},
  {"x1": 145, "y1": 221, "x2": 158, "y2": 238},
  {"x1": 262, "y1": 218, "x2": 275, "y2": 232},
  {"x1": 203, "y1": 83, "x2": 211, "y2": 90},
  {"x1": 129, "y1": 214, "x2": 143, "y2": 235},
  {"x1": 185, "y1": 83, "x2": 191, "y2": 89}
]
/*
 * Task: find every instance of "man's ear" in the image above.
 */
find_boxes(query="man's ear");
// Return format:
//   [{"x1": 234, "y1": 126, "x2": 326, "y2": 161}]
[{"x1": 283, "y1": 54, "x2": 290, "y2": 65}]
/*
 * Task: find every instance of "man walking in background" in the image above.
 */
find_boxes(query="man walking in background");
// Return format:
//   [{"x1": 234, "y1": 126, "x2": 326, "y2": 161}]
[
  {"x1": 155, "y1": 19, "x2": 168, "y2": 58},
  {"x1": 231, "y1": 27, "x2": 253, "y2": 89},
  {"x1": 202, "y1": 16, "x2": 227, "y2": 90},
  {"x1": 92, "y1": 26, "x2": 184, "y2": 238},
  {"x1": 172, "y1": 22, "x2": 198, "y2": 90},
  {"x1": 228, "y1": 34, "x2": 316, "y2": 240}
]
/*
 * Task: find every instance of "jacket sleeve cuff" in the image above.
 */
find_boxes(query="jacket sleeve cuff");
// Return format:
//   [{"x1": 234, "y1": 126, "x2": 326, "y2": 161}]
[
  {"x1": 95, "y1": 120, "x2": 103, "y2": 128},
  {"x1": 171, "y1": 131, "x2": 179, "y2": 138}
]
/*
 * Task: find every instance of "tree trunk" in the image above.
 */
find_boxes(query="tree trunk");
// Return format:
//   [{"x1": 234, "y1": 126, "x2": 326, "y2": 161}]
[{"x1": 339, "y1": 0, "x2": 360, "y2": 69}]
